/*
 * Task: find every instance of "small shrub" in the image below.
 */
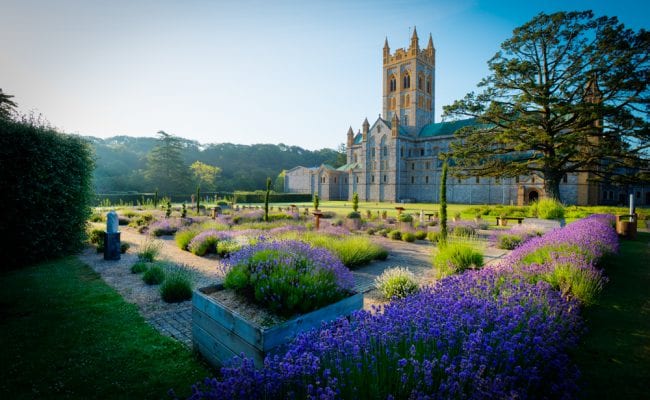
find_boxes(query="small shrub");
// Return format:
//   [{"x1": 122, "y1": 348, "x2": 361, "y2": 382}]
[
  {"x1": 366, "y1": 227, "x2": 377, "y2": 235},
  {"x1": 433, "y1": 243, "x2": 483, "y2": 279},
  {"x1": 532, "y1": 198, "x2": 565, "y2": 220},
  {"x1": 120, "y1": 242, "x2": 130, "y2": 253},
  {"x1": 427, "y1": 231, "x2": 443, "y2": 243},
  {"x1": 452, "y1": 225, "x2": 476, "y2": 238},
  {"x1": 542, "y1": 262, "x2": 606, "y2": 306},
  {"x1": 88, "y1": 228, "x2": 105, "y2": 252},
  {"x1": 89, "y1": 213, "x2": 104, "y2": 222},
  {"x1": 498, "y1": 234, "x2": 523, "y2": 250},
  {"x1": 402, "y1": 232, "x2": 416, "y2": 242},
  {"x1": 388, "y1": 230, "x2": 402, "y2": 240},
  {"x1": 415, "y1": 231, "x2": 427, "y2": 240},
  {"x1": 321, "y1": 211, "x2": 336, "y2": 219},
  {"x1": 347, "y1": 211, "x2": 361, "y2": 219},
  {"x1": 399, "y1": 214, "x2": 413, "y2": 223},
  {"x1": 160, "y1": 273, "x2": 193, "y2": 303},
  {"x1": 188, "y1": 230, "x2": 222, "y2": 256},
  {"x1": 175, "y1": 228, "x2": 199, "y2": 250},
  {"x1": 216, "y1": 240, "x2": 241, "y2": 258},
  {"x1": 375, "y1": 267, "x2": 420, "y2": 300},
  {"x1": 118, "y1": 216, "x2": 129, "y2": 225},
  {"x1": 128, "y1": 213, "x2": 154, "y2": 228},
  {"x1": 142, "y1": 265, "x2": 165, "y2": 285},
  {"x1": 378, "y1": 228, "x2": 389, "y2": 237},
  {"x1": 138, "y1": 238, "x2": 162, "y2": 262},
  {"x1": 131, "y1": 261, "x2": 149, "y2": 274}
]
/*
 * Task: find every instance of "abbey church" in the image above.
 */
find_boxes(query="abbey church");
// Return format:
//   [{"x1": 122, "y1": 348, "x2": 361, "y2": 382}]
[{"x1": 285, "y1": 29, "x2": 645, "y2": 206}]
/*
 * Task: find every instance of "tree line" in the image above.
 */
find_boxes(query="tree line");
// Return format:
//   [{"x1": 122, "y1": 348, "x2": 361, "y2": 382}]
[{"x1": 89, "y1": 131, "x2": 346, "y2": 195}]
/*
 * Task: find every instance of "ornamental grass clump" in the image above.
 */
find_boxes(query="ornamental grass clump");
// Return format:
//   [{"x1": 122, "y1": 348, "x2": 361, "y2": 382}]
[
  {"x1": 433, "y1": 242, "x2": 483, "y2": 279},
  {"x1": 530, "y1": 198, "x2": 565, "y2": 219},
  {"x1": 497, "y1": 233, "x2": 523, "y2": 250},
  {"x1": 160, "y1": 272, "x2": 193, "y2": 303},
  {"x1": 175, "y1": 227, "x2": 200, "y2": 250},
  {"x1": 401, "y1": 232, "x2": 416, "y2": 242},
  {"x1": 137, "y1": 238, "x2": 162, "y2": 262},
  {"x1": 223, "y1": 240, "x2": 354, "y2": 317},
  {"x1": 375, "y1": 266, "x2": 419, "y2": 299},
  {"x1": 142, "y1": 264, "x2": 165, "y2": 285}
]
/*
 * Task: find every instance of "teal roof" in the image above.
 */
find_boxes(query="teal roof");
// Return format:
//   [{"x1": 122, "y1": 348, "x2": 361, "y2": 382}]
[
  {"x1": 418, "y1": 118, "x2": 478, "y2": 138},
  {"x1": 380, "y1": 118, "x2": 409, "y2": 135},
  {"x1": 353, "y1": 133, "x2": 362, "y2": 144}
]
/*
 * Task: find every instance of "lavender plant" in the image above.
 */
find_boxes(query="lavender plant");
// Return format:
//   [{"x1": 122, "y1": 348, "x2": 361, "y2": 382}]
[{"x1": 223, "y1": 240, "x2": 354, "y2": 317}]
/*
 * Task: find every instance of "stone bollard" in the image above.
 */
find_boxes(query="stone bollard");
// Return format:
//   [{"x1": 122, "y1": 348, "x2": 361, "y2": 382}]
[{"x1": 104, "y1": 211, "x2": 121, "y2": 260}]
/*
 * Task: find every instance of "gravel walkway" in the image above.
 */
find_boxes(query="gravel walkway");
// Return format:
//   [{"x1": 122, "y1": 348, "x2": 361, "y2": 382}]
[{"x1": 79, "y1": 226, "x2": 510, "y2": 347}]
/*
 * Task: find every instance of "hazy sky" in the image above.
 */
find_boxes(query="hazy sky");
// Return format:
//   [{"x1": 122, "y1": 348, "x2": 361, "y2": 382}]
[{"x1": 2, "y1": 0, "x2": 648, "y2": 150}]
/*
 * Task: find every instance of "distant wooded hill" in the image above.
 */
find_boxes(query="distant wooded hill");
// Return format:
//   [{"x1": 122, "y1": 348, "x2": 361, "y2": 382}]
[{"x1": 88, "y1": 135, "x2": 345, "y2": 194}]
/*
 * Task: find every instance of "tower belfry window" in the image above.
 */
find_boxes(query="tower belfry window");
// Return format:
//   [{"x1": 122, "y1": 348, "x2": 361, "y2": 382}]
[
  {"x1": 389, "y1": 76, "x2": 396, "y2": 92},
  {"x1": 403, "y1": 74, "x2": 410, "y2": 89}
]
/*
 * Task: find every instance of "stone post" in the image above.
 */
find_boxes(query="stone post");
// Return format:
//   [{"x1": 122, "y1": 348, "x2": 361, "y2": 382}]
[{"x1": 104, "y1": 211, "x2": 121, "y2": 260}]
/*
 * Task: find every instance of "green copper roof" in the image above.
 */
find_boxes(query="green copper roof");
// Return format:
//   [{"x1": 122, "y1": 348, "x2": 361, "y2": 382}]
[
  {"x1": 353, "y1": 133, "x2": 362, "y2": 144},
  {"x1": 418, "y1": 118, "x2": 478, "y2": 138},
  {"x1": 337, "y1": 162, "x2": 361, "y2": 171}
]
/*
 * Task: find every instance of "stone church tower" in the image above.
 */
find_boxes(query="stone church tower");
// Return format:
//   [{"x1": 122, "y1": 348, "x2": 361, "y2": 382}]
[{"x1": 383, "y1": 27, "x2": 435, "y2": 134}]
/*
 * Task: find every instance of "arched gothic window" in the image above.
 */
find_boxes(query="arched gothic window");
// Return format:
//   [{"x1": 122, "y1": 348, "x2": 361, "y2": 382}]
[
  {"x1": 389, "y1": 75, "x2": 397, "y2": 92},
  {"x1": 403, "y1": 73, "x2": 410, "y2": 89},
  {"x1": 426, "y1": 79, "x2": 431, "y2": 94}
]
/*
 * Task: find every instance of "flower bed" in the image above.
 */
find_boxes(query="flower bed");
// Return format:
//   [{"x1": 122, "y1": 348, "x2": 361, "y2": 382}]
[
  {"x1": 178, "y1": 215, "x2": 618, "y2": 399},
  {"x1": 223, "y1": 240, "x2": 354, "y2": 317}
]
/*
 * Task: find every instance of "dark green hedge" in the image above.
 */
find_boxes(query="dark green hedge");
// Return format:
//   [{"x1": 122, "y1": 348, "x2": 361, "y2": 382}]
[
  {"x1": 233, "y1": 192, "x2": 312, "y2": 203},
  {"x1": 0, "y1": 119, "x2": 94, "y2": 269}
]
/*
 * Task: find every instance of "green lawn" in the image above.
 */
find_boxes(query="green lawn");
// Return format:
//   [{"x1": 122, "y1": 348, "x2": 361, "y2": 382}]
[
  {"x1": 575, "y1": 231, "x2": 650, "y2": 399},
  {"x1": 0, "y1": 257, "x2": 211, "y2": 399}
]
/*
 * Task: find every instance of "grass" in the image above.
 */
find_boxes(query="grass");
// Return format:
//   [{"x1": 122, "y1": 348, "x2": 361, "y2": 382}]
[
  {"x1": 574, "y1": 232, "x2": 650, "y2": 399},
  {"x1": 433, "y1": 241, "x2": 484, "y2": 279},
  {"x1": 0, "y1": 257, "x2": 210, "y2": 399}
]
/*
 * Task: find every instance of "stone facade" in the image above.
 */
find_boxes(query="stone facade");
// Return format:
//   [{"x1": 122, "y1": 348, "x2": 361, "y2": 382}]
[{"x1": 285, "y1": 29, "x2": 648, "y2": 206}]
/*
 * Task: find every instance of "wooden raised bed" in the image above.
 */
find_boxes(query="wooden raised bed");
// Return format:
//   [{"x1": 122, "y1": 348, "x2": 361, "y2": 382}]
[{"x1": 192, "y1": 284, "x2": 363, "y2": 368}]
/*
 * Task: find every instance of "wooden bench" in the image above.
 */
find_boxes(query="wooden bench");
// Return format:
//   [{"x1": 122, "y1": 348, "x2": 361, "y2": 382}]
[
  {"x1": 496, "y1": 216, "x2": 524, "y2": 225},
  {"x1": 425, "y1": 213, "x2": 435, "y2": 221}
]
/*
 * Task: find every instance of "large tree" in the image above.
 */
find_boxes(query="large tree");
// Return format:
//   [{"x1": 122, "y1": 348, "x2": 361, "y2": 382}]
[
  {"x1": 145, "y1": 131, "x2": 191, "y2": 193},
  {"x1": 190, "y1": 160, "x2": 221, "y2": 191},
  {"x1": 443, "y1": 11, "x2": 649, "y2": 201},
  {"x1": 0, "y1": 89, "x2": 18, "y2": 121}
]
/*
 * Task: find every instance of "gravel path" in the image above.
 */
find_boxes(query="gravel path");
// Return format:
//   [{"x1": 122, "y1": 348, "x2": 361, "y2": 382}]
[{"x1": 79, "y1": 226, "x2": 509, "y2": 346}]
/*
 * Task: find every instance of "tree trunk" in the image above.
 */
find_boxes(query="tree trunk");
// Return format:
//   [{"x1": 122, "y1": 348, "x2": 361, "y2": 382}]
[{"x1": 543, "y1": 173, "x2": 562, "y2": 202}]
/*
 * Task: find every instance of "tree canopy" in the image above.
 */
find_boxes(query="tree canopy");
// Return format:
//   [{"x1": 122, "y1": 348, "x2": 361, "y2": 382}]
[
  {"x1": 0, "y1": 89, "x2": 18, "y2": 121},
  {"x1": 190, "y1": 161, "x2": 221, "y2": 191},
  {"x1": 91, "y1": 136, "x2": 344, "y2": 194},
  {"x1": 145, "y1": 131, "x2": 192, "y2": 193},
  {"x1": 444, "y1": 10, "x2": 649, "y2": 201}
]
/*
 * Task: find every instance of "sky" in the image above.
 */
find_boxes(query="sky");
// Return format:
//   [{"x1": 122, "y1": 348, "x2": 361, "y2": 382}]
[{"x1": 1, "y1": 0, "x2": 648, "y2": 150}]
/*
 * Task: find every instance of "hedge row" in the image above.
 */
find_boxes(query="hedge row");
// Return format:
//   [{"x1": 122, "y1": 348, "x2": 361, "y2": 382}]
[
  {"x1": 233, "y1": 192, "x2": 312, "y2": 203},
  {"x1": 0, "y1": 119, "x2": 94, "y2": 269}
]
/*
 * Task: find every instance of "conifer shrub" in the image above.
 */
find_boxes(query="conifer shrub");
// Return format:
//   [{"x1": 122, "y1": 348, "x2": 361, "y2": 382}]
[
  {"x1": 415, "y1": 231, "x2": 427, "y2": 240},
  {"x1": 0, "y1": 118, "x2": 94, "y2": 269}
]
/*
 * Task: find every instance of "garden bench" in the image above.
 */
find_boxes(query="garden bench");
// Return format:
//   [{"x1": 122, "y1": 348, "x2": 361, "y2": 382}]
[
  {"x1": 496, "y1": 216, "x2": 524, "y2": 225},
  {"x1": 425, "y1": 213, "x2": 435, "y2": 221}
]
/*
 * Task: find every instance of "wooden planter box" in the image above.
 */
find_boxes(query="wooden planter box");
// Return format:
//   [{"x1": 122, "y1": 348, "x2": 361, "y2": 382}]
[{"x1": 192, "y1": 284, "x2": 363, "y2": 368}]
